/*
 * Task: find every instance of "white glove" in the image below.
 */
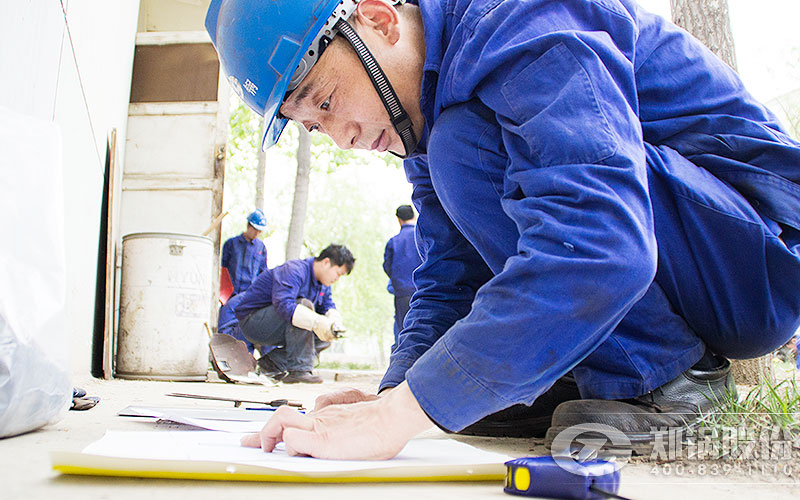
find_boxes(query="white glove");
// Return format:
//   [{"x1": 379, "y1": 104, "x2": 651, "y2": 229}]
[
  {"x1": 292, "y1": 304, "x2": 336, "y2": 342},
  {"x1": 325, "y1": 309, "x2": 346, "y2": 335}
]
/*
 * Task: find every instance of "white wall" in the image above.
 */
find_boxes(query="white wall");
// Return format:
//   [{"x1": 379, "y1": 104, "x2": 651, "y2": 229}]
[{"x1": 0, "y1": 0, "x2": 140, "y2": 374}]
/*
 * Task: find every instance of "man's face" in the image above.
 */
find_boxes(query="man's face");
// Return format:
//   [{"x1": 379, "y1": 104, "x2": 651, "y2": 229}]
[
  {"x1": 315, "y1": 258, "x2": 349, "y2": 286},
  {"x1": 244, "y1": 225, "x2": 262, "y2": 241},
  {"x1": 280, "y1": 38, "x2": 407, "y2": 155}
]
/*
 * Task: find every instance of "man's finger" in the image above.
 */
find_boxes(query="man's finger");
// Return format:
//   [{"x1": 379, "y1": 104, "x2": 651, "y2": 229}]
[
  {"x1": 258, "y1": 406, "x2": 315, "y2": 451},
  {"x1": 314, "y1": 389, "x2": 361, "y2": 410},
  {"x1": 240, "y1": 433, "x2": 261, "y2": 448},
  {"x1": 283, "y1": 428, "x2": 323, "y2": 458},
  {"x1": 313, "y1": 388, "x2": 376, "y2": 411}
]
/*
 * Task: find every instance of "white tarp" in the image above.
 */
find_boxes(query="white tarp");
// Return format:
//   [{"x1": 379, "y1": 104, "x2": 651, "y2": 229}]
[{"x1": 0, "y1": 106, "x2": 72, "y2": 437}]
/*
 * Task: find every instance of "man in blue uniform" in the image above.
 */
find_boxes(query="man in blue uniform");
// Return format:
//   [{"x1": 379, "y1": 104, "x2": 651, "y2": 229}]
[
  {"x1": 221, "y1": 210, "x2": 269, "y2": 296},
  {"x1": 383, "y1": 205, "x2": 422, "y2": 351},
  {"x1": 206, "y1": 0, "x2": 800, "y2": 459},
  {"x1": 235, "y1": 244, "x2": 355, "y2": 384}
]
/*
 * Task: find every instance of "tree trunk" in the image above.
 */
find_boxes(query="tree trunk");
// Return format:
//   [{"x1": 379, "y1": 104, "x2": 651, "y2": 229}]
[
  {"x1": 254, "y1": 118, "x2": 267, "y2": 212},
  {"x1": 670, "y1": 0, "x2": 738, "y2": 70},
  {"x1": 285, "y1": 124, "x2": 312, "y2": 260},
  {"x1": 670, "y1": 0, "x2": 772, "y2": 385}
]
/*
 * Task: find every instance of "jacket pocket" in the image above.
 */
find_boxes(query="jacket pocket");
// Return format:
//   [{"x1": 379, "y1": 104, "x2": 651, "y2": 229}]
[{"x1": 501, "y1": 42, "x2": 617, "y2": 167}]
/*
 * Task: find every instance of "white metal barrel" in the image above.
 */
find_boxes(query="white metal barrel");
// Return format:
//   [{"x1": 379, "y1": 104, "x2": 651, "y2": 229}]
[{"x1": 116, "y1": 232, "x2": 212, "y2": 381}]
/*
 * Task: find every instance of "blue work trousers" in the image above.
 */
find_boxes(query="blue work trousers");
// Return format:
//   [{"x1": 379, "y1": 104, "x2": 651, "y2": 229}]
[
  {"x1": 393, "y1": 294, "x2": 412, "y2": 351},
  {"x1": 219, "y1": 324, "x2": 273, "y2": 357},
  {"x1": 239, "y1": 305, "x2": 323, "y2": 372}
]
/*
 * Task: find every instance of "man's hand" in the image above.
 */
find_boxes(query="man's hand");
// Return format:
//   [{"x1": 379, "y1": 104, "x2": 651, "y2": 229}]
[
  {"x1": 240, "y1": 382, "x2": 433, "y2": 460},
  {"x1": 291, "y1": 304, "x2": 337, "y2": 341},
  {"x1": 324, "y1": 309, "x2": 346, "y2": 336},
  {"x1": 311, "y1": 315, "x2": 336, "y2": 342}
]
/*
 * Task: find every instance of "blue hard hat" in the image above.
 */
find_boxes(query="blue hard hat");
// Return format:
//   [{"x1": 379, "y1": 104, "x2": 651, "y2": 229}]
[
  {"x1": 247, "y1": 209, "x2": 267, "y2": 231},
  {"x1": 206, "y1": 0, "x2": 360, "y2": 151}
]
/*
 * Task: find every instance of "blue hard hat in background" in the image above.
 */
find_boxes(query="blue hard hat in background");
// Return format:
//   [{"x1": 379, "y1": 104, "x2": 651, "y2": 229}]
[
  {"x1": 205, "y1": 0, "x2": 359, "y2": 151},
  {"x1": 247, "y1": 209, "x2": 267, "y2": 231}
]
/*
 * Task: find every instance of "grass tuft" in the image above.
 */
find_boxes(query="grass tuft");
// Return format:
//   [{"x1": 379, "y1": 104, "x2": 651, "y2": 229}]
[{"x1": 701, "y1": 375, "x2": 800, "y2": 436}]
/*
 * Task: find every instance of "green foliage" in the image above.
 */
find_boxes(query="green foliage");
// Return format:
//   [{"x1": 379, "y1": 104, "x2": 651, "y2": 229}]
[
  {"x1": 222, "y1": 99, "x2": 267, "y2": 243},
  {"x1": 303, "y1": 158, "x2": 410, "y2": 363}
]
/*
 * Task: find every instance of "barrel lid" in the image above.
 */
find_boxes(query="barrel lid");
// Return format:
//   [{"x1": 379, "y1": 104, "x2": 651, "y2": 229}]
[{"x1": 122, "y1": 232, "x2": 212, "y2": 245}]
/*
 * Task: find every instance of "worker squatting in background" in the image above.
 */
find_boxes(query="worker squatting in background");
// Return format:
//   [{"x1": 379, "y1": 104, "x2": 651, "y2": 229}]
[
  {"x1": 232, "y1": 244, "x2": 355, "y2": 384},
  {"x1": 207, "y1": 0, "x2": 800, "y2": 459},
  {"x1": 383, "y1": 204, "x2": 422, "y2": 351}
]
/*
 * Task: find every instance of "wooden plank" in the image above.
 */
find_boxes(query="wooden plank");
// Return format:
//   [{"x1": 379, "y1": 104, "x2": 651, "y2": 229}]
[
  {"x1": 135, "y1": 31, "x2": 211, "y2": 46},
  {"x1": 128, "y1": 102, "x2": 218, "y2": 116},
  {"x1": 130, "y1": 43, "x2": 219, "y2": 102},
  {"x1": 103, "y1": 129, "x2": 119, "y2": 379},
  {"x1": 208, "y1": 66, "x2": 231, "y2": 332},
  {"x1": 121, "y1": 177, "x2": 216, "y2": 191}
]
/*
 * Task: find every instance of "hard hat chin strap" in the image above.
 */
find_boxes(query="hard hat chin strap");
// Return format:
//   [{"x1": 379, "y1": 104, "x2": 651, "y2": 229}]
[{"x1": 334, "y1": 19, "x2": 418, "y2": 159}]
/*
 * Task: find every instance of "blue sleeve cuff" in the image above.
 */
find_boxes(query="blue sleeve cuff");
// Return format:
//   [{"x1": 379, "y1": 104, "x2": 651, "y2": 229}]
[
  {"x1": 405, "y1": 338, "x2": 512, "y2": 432},
  {"x1": 378, "y1": 355, "x2": 417, "y2": 393}
]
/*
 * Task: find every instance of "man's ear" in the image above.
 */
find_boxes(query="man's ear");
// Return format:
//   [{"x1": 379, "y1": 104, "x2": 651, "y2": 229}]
[{"x1": 354, "y1": 0, "x2": 401, "y2": 45}]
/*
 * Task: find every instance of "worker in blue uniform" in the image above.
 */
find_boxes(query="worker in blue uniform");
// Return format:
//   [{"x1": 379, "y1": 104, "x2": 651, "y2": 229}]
[
  {"x1": 383, "y1": 205, "x2": 422, "y2": 351},
  {"x1": 235, "y1": 244, "x2": 355, "y2": 384},
  {"x1": 221, "y1": 209, "x2": 269, "y2": 296},
  {"x1": 206, "y1": 0, "x2": 800, "y2": 460}
]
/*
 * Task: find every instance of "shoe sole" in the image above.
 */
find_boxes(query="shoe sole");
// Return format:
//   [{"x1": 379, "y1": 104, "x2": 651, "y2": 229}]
[
  {"x1": 544, "y1": 420, "x2": 702, "y2": 458},
  {"x1": 457, "y1": 415, "x2": 552, "y2": 438}
]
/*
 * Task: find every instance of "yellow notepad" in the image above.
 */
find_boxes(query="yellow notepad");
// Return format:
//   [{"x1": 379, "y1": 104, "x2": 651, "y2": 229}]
[{"x1": 51, "y1": 431, "x2": 510, "y2": 483}]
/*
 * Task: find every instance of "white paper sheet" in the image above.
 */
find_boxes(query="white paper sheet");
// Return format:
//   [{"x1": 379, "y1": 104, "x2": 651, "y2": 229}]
[
  {"x1": 119, "y1": 406, "x2": 272, "y2": 432},
  {"x1": 81, "y1": 431, "x2": 512, "y2": 474},
  {"x1": 120, "y1": 405, "x2": 277, "y2": 421}
]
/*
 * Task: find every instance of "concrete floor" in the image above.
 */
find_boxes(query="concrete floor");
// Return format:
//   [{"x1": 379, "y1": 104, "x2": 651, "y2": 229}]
[{"x1": 2, "y1": 371, "x2": 798, "y2": 500}]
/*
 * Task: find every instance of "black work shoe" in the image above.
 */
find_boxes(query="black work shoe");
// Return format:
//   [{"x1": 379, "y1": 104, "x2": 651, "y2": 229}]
[
  {"x1": 544, "y1": 355, "x2": 736, "y2": 456},
  {"x1": 257, "y1": 356, "x2": 287, "y2": 381},
  {"x1": 456, "y1": 375, "x2": 582, "y2": 438},
  {"x1": 282, "y1": 371, "x2": 323, "y2": 384}
]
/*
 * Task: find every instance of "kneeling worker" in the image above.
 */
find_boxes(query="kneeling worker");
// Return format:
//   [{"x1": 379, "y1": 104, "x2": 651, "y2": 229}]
[
  {"x1": 234, "y1": 244, "x2": 355, "y2": 384},
  {"x1": 207, "y1": 0, "x2": 800, "y2": 459}
]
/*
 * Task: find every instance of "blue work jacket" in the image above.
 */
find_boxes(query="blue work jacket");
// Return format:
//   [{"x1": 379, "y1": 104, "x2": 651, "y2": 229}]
[
  {"x1": 383, "y1": 224, "x2": 422, "y2": 297},
  {"x1": 381, "y1": 0, "x2": 800, "y2": 431},
  {"x1": 221, "y1": 234, "x2": 268, "y2": 295},
  {"x1": 235, "y1": 257, "x2": 336, "y2": 323}
]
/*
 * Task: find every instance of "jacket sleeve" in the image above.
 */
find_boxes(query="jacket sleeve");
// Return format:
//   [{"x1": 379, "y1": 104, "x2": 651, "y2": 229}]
[
  {"x1": 402, "y1": 3, "x2": 657, "y2": 431},
  {"x1": 270, "y1": 264, "x2": 303, "y2": 322},
  {"x1": 221, "y1": 239, "x2": 232, "y2": 269},
  {"x1": 380, "y1": 155, "x2": 495, "y2": 391},
  {"x1": 260, "y1": 244, "x2": 268, "y2": 273},
  {"x1": 382, "y1": 239, "x2": 393, "y2": 278}
]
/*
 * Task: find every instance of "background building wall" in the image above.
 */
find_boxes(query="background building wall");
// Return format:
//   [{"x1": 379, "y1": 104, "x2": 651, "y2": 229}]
[{"x1": 0, "y1": 0, "x2": 141, "y2": 374}]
